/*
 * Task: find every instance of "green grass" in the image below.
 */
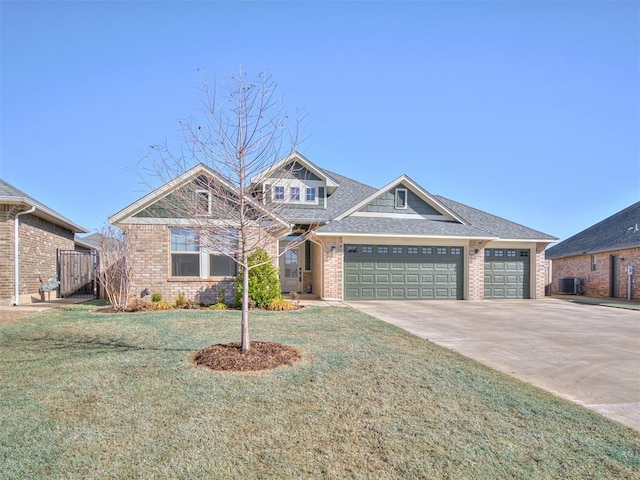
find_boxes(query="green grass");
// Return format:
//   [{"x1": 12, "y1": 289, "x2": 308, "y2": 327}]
[{"x1": 1, "y1": 305, "x2": 639, "y2": 479}]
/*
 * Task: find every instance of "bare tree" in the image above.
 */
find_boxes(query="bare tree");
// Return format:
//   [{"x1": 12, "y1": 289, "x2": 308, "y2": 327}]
[
  {"x1": 143, "y1": 69, "x2": 309, "y2": 352},
  {"x1": 96, "y1": 225, "x2": 137, "y2": 311}
]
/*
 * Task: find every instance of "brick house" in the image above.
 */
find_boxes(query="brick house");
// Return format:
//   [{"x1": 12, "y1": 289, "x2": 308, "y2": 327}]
[
  {"x1": 0, "y1": 179, "x2": 88, "y2": 305},
  {"x1": 109, "y1": 152, "x2": 556, "y2": 304},
  {"x1": 546, "y1": 201, "x2": 640, "y2": 299}
]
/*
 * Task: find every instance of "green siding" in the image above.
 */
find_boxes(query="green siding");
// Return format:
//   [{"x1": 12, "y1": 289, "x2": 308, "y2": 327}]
[{"x1": 361, "y1": 184, "x2": 442, "y2": 215}]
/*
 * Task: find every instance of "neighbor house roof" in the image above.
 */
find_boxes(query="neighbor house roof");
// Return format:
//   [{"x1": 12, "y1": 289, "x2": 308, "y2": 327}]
[
  {"x1": 0, "y1": 179, "x2": 87, "y2": 233},
  {"x1": 545, "y1": 201, "x2": 640, "y2": 259}
]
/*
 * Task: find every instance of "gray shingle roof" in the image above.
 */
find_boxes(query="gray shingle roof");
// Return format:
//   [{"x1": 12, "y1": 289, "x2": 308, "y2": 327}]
[
  {"x1": 280, "y1": 169, "x2": 378, "y2": 222},
  {"x1": 545, "y1": 201, "x2": 640, "y2": 259},
  {"x1": 315, "y1": 189, "x2": 556, "y2": 241},
  {"x1": 0, "y1": 178, "x2": 87, "y2": 233}
]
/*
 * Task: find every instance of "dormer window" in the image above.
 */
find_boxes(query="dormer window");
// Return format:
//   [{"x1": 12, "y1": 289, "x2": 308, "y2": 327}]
[
  {"x1": 274, "y1": 186, "x2": 285, "y2": 201},
  {"x1": 395, "y1": 188, "x2": 408, "y2": 209},
  {"x1": 290, "y1": 187, "x2": 300, "y2": 201},
  {"x1": 195, "y1": 190, "x2": 211, "y2": 215},
  {"x1": 306, "y1": 187, "x2": 316, "y2": 202}
]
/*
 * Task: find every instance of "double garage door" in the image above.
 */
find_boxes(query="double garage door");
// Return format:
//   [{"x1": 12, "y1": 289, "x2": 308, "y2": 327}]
[
  {"x1": 344, "y1": 245, "x2": 531, "y2": 300},
  {"x1": 344, "y1": 245, "x2": 463, "y2": 300}
]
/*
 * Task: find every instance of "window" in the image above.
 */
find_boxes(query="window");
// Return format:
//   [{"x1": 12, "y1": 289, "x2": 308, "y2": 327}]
[
  {"x1": 395, "y1": 188, "x2": 408, "y2": 209},
  {"x1": 392, "y1": 247, "x2": 403, "y2": 254},
  {"x1": 171, "y1": 228, "x2": 238, "y2": 278},
  {"x1": 507, "y1": 250, "x2": 516, "y2": 257},
  {"x1": 274, "y1": 186, "x2": 285, "y2": 201},
  {"x1": 407, "y1": 247, "x2": 418, "y2": 254},
  {"x1": 422, "y1": 247, "x2": 433, "y2": 255},
  {"x1": 347, "y1": 246, "x2": 358, "y2": 253},
  {"x1": 306, "y1": 187, "x2": 316, "y2": 202},
  {"x1": 171, "y1": 228, "x2": 200, "y2": 277},
  {"x1": 362, "y1": 246, "x2": 373, "y2": 254},
  {"x1": 520, "y1": 251, "x2": 529, "y2": 258},
  {"x1": 377, "y1": 246, "x2": 389, "y2": 254},
  {"x1": 305, "y1": 240, "x2": 312, "y2": 270},
  {"x1": 494, "y1": 250, "x2": 504, "y2": 257},
  {"x1": 195, "y1": 190, "x2": 211, "y2": 215},
  {"x1": 591, "y1": 255, "x2": 597, "y2": 272},
  {"x1": 209, "y1": 254, "x2": 236, "y2": 277},
  {"x1": 451, "y1": 248, "x2": 461, "y2": 255},
  {"x1": 290, "y1": 187, "x2": 300, "y2": 201},
  {"x1": 436, "y1": 247, "x2": 447, "y2": 255}
]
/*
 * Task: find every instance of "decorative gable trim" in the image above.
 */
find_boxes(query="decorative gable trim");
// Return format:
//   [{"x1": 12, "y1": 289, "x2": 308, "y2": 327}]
[
  {"x1": 335, "y1": 174, "x2": 467, "y2": 224},
  {"x1": 251, "y1": 151, "x2": 340, "y2": 193}
]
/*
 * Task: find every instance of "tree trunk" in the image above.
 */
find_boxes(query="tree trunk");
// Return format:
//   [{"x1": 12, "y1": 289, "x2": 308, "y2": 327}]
[{"x1": 241, "y1": 265, "x2": 250, "y2": 353}]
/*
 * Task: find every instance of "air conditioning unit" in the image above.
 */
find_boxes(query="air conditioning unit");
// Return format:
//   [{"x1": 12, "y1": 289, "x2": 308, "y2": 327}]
[{"x1": 558, "y1": 277, "x2": 580, "y2": 295}]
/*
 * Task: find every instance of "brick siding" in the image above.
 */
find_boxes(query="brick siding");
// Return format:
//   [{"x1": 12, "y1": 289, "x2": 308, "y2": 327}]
[
  {"x1": 550, "y1": 247, "x2": 640, "y2": 299},
  {"x1": 0, "y1": 208, "x2": 75, "y2": 305},
  {"x1": 467, "y1": 240, "x2": 485, "y2": 300}
]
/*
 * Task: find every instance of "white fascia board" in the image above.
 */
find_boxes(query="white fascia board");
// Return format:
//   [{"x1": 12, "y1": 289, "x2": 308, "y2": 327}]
[
  {"x1": 334, "y1": 174, "x2": 467, "y2": 224},
  {"x1": 488, "y1": 238, "x2": 558, "y2": 244},
  {"x1": 1, "y1": 196, "x2": 87, "y2": 233},
  {"x1": 314, "y1": 231, "x2": 498, "y2": 241}
]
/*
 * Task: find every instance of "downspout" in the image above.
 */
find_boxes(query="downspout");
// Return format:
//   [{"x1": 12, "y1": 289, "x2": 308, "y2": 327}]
[{"x1": 14, "y1": 205, "x2": 36, "y2": 305}]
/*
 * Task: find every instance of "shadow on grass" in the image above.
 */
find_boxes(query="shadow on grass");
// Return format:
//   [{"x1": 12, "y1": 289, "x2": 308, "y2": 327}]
[{"x1": 1, "y1": 334, "x2": 195, "y2": 354}]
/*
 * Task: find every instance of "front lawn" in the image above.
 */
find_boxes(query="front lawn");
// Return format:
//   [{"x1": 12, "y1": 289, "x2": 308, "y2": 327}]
[{"x1": 1, "y1": 305, "x2": 639, "y2": 479}]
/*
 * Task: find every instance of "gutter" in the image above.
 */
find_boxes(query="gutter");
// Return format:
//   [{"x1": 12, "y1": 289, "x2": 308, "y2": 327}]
[{"x1": 14, "y1": 205, "x2": 36, "y2": 305}]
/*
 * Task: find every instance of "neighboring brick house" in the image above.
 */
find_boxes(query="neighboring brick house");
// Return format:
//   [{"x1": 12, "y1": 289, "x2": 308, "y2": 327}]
[
  {"x1": 109, "y1": 152, "x2": 556, "y2": 304},
  {"x1": 546, "y1": 201, "x2": 640, "y2": 299},
  {"x1": 0, "y1": 179, "x2": 88, "y2": 305}
]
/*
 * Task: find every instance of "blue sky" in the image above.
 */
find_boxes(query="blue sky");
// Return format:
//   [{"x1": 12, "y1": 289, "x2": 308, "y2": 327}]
[{"x1": 1, "y1": 1, "x2": 638, "y2": 242}]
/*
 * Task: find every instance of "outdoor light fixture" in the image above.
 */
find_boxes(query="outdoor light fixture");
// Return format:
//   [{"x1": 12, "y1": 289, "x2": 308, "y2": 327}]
[{"x1": 331, "y1": 245, "x2": 338, "y2": 254}]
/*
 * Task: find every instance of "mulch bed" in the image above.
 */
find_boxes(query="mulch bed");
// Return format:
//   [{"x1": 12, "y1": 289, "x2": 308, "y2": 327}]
[{"x1": 192, "y1": 341, "x2": 301, "y2": 372}]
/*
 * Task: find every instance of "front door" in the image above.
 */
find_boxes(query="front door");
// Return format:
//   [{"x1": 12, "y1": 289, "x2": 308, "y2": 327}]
[{"x1": 280, "y1": 243, "x2": 303, "y2": 293}]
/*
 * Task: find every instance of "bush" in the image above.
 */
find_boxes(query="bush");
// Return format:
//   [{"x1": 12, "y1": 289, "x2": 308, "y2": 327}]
[
  {"x1": 151, "y1": 292, "x2": 162, "y2": 303},
  {"x1": 209, "y1": 303, "x2": 228, "y2": 310},
  {"x1": 174, "y1": 292, "x2": 186, "y2": 308},
  {"x1": 152, "y1": 300, "x2": 173, "y2": 310},
  {"x1": 124, "y1": 299, "x2": 153, "y2": 312},
  {"x1": 266, "y1": 297, "x2": 296, "y2": 311},
  {"x1": 236, "y1": 249, "x2": 281, "y2": 308}
]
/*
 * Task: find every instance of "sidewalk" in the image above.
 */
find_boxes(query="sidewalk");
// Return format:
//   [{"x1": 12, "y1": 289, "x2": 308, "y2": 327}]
[
  {"x1": 552, "y1": 295, "x2": 640, "y2": 311},
  {"x1": 0, "y1": 297, "x2": 94, "y2": 313}
]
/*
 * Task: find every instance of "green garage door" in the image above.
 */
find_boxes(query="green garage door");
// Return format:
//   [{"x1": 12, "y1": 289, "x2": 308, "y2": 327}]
[
  {"x1": 344, "y1": 245, "x2": 463, "y2": 300},
  {"x1": 484, "y1": 249, "x2": 530, "y2": 299}
]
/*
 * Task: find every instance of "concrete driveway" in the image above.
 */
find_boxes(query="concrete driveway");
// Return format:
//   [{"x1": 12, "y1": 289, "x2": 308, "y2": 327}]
[{"x1": 347, "y1": 299, "x2": 640, "y2": 431}]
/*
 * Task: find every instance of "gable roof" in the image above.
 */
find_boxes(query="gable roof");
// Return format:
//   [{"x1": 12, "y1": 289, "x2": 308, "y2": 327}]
[
  {"x1": 109, "y1": 163, "x2": 290, "y2": 227},
  {"x1": 0, "y1": 179, "x2": 87, "y2": 233},
  {"x1": 335, "y1": 174, "x2": 467, "y2": 223},
  {"x1": 250, "y1": 151, "x2": 340, "y2": 193},
  {"x1": 317, "y1": 194, "x2": 555, "y2": 241},
  {"x1": 545, "y1": 201, "x2": 640, "y2": 259}
]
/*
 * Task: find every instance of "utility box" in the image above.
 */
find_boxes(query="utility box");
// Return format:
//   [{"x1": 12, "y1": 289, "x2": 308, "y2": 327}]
[{"x1": 558, "y1": 277, "x2": 581, "y2": 295}]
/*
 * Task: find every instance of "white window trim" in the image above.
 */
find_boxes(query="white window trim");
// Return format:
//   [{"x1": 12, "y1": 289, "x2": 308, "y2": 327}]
[
  {"x1": 395, "y1": 188, "x2": 408, "y2": 210},
  {"x1": 195, "y1": 189, "x2": 211, "y2": 216}
]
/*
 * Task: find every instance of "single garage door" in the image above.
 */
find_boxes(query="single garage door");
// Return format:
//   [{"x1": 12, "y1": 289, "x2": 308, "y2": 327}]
[
  {"x1": 344, "y1": 245, "x2": 463, "y2": 300},
  {"x1": 484, "y1": 249, "x2": 530, "y2": 299}
]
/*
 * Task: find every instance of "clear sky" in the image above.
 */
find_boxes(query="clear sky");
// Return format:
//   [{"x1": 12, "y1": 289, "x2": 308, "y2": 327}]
[{"x1": 1, "y1": 1, "x2": 638, "y2": 242}]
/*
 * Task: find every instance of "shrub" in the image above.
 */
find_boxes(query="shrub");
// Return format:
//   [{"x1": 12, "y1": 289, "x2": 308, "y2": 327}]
[
  {"x1": 174, "y1": 292, "x2": 186, "y2": 308},
  {"x1": 266, "y1": 297, "x2": 296, "y2": 311},
  {"x1": 152, "y1": 300, "x2": 173, "y2": 310},
  {"x1": 124, "y1": 299, "x2": 153, "y2": 312},
  {"x1": 236, "y1": 249, "x2": 281, "y2": 308},
  {"x1": 151, "y1": 292, "x2": 162, "y2": 303},
  {"x1": 209, "y1": 303, "x2": 228, "y2": 310}
]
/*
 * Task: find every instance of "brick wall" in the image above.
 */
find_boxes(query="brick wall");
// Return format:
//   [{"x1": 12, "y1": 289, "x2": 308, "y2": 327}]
[
  {"x1": 318, "y1": 236, "x2": 343, "y2": 300},
  {"x1": 551, "y1": 247, "x2": 640, "y2": 299},
  {"x1": 123, "y1": 224, "x2": 280, "y2": 306},
  {"x1": 0, "y1": 208, "x2": 75, "y2": 305},
  {"x1": 467, "y1": 240, "x2": 485, "y2": 300}
]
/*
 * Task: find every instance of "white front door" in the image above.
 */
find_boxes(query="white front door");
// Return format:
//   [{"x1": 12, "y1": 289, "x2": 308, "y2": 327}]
[{"x1": 280, "y1": 243, "x2": 303, "y2": 293}]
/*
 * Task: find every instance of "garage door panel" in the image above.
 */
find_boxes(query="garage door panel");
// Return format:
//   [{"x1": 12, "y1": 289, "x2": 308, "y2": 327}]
[
  {"x1": 485, "y1": 249, "x2": 530, "y2": 299},
  {"x1": 344, "y1": 245, "x2": 462, "y2": 300}
]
